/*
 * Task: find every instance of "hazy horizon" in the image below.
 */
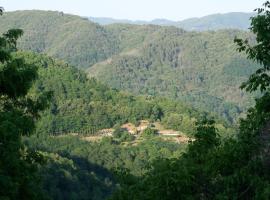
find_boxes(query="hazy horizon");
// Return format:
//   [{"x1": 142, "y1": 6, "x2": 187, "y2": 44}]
[
  {"x1": 89, "y1": 11, "x2": 255, "y2": 22},
  {"x1": 1, "y1": 0, "x2": 265, "y2": 21}
]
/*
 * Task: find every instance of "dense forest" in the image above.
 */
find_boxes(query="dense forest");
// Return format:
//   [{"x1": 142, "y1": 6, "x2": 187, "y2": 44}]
[
  {"x1": 26, "y1": 133, "x2": 188, "y2": 200},
  {"x1": 108, "y1": 2, "x2": 270, "y2": 199},
  {"x1": 0, "y1": 19, "x2": 192, "y2": 199},
  {"x1": 2, "y1": 1, "x2": 270, "y2": 200},
  {"x1": 2, "y1": 51, "x2": 229, "y2": 199},
  {"x1": 0, "y1": 11, "x2": 260, "y2": 122},
  {"x1": 2, "y1": 50, "x2": 224, "y2": 200},
  {"x1": 0, "y1": 11, "x2": 119, "y2": 68},
  {"x1": 17, "y1": 51, "x2": 232, "y2": 136},
  {"x1": 88, "y1": 27, "x2": 259, "y2": 123}
]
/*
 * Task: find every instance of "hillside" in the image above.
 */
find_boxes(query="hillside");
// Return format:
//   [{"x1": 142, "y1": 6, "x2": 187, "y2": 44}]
[
  {"x1": 19, "y1": 52, "x2": 230, "y2": 199},
  {"x1": 0, "y1": 10, "x2": 119, "y2": 69},
  {"x1": 0, "y1": 10, "x2": 259, "y2": 122},
  {"x1": 87, "y1": 26, "x2": 259, "y2": 122},
  {"x1": 19, "y1": 51, "x2": 232, "y2": 137},
  {"x1": 90, "y1": 12, "x2": 254, "y2": 31}
]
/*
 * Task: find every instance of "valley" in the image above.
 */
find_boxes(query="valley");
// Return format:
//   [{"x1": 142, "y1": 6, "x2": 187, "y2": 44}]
[{"x1": 1, "y1": 1, "x2": 270, "y2": 199}]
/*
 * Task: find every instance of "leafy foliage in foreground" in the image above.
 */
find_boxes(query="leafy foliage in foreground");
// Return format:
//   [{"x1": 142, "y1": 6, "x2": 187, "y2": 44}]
[
  {"x1": 0, "y1": 28, "x2": 51, "y2": 199},
  {"x1": 3, "y1": 2, "x2": 270, "y2": 199}
]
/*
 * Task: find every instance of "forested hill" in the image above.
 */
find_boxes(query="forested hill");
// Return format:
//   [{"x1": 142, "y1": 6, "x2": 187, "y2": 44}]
[
  {"x1": 0, "y1": 10, "x2": 259, "y2": 122},
  {"x1": 90, "y1": 12, "x2": 254, "y2": 31},
  {"x1": 0, "y1": 10, "x2": 120, "y2": 69},
  {"x1": 19, "y1": 51, "x2": 233, "y2": 199},
  {"x1": 88, "y1": 27, "x2": 259, "y2": 122},
  {"x1": 20, "y1": 51, "x2": 230, "y2": 136}
]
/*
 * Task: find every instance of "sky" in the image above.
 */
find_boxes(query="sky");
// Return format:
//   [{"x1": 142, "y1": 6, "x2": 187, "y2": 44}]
[{"x1": 0, "y1": 0, "x2": 266, "y2": 21}]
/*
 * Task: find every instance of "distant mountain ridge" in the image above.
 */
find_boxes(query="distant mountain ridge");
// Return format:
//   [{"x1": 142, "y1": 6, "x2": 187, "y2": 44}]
[
  {"x1": 88, "y1": 17, "x2": 175, "y2": 26},
  {"x1": 89, "y1": 12, "x2": 254, "y2": 31}
]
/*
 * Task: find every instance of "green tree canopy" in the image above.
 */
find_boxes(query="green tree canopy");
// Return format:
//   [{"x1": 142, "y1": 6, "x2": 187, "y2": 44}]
[
  {"x1": 235, "y1": 1, "x2": 270, "y2": 92},
  {"x1": 0, "y1": 17, "x2": 51, "y2": 200}
]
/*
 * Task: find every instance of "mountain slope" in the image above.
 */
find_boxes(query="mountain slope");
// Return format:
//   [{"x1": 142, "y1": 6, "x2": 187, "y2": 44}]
[
  {"x1": 87, "y1": 26, "x2": 258, "y2": 122},
  {"x1": 18, "y1": 51, "x2": 219, "y2": 136},
  {"x1": 0, "y1": 10, "x2": 119, "y2": 69},
  {"x1": 0, "y1": 10, "x2": 259, "y2": 122}
]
